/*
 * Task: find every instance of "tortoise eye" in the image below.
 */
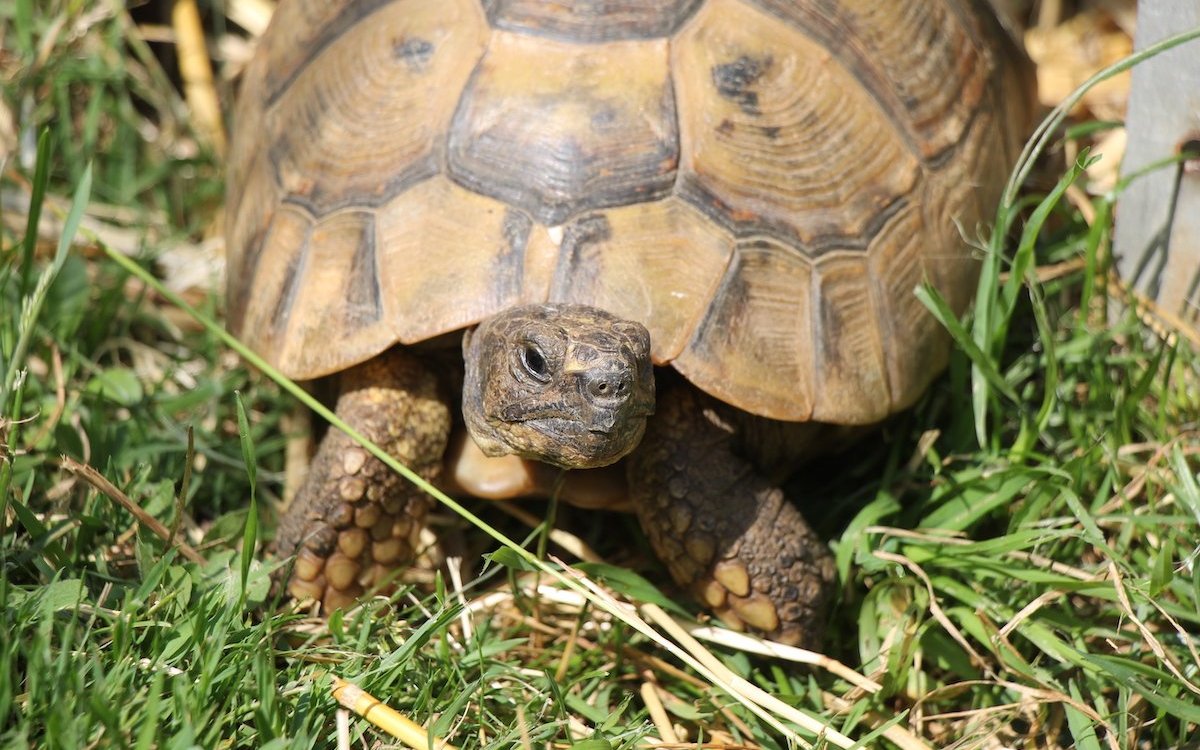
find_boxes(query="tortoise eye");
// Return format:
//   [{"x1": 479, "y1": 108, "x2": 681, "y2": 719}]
[{"x1": 521, "y1": 343, "x2": 550, "y2": 382}]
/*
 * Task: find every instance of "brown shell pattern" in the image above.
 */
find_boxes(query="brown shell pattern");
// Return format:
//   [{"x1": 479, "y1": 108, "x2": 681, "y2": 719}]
[{"x1": 227, "y1": 0, "x2": 1033, "y2": 424}]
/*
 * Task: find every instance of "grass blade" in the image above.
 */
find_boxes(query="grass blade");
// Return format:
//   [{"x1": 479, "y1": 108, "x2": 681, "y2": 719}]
[
  {"x1": 2, "y1": 161, "x2": 92, "y2": 409},
  {"x1": 1169, "y1": 446, "x2": 1200, "y2": 526},
  {"x1": 997, "y1": 151, "x2": 1096, "y2": 350},
  {"x1": 916, "y1": 282, "x2": 1020, "y2": 409},
  {"x1": 235, "y1": 391, "x2": 259, "y2": 600},
  {"x1": 18, "y1": 129, "x2": 51, "y2": 299}
]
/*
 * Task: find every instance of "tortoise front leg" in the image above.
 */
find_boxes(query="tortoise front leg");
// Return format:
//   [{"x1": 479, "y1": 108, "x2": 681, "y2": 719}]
[
  {"x1": 627, "y1": 386, "x2": 837, "y2": 647},
  {"x1": 273, "y1": 348, "x2": 451, "y2": 612}
]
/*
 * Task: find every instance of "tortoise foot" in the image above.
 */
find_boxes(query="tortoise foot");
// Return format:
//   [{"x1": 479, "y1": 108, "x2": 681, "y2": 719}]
[
  {"x1": 628, "y1": 386, "x2": 836, "y2": 647},
  {"x1": 273, "y1": 349, "x2": 451, "y2": 612}
]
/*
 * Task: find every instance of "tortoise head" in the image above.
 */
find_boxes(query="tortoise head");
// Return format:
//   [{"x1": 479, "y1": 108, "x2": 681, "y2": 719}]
[{"x1": 462, "y1": 304, "x2": 655, "y2": 469}]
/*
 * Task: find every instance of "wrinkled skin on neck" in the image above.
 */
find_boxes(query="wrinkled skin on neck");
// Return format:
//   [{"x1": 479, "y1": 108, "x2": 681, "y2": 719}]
[{"x1": 462, "y1": 303, "x2": 655, "y2": 469}]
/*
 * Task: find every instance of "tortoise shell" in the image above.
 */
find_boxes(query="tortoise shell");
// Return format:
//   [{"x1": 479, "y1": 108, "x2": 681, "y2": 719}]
[{"x1": 226, "y1": 0, "x2": 1033, "y2": 424}]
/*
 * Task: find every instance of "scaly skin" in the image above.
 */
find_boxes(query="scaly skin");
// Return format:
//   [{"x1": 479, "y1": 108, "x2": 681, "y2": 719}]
[
  {"x1": 627, "y1": 385, "x2": 837, "y2": 647},
  {"x1": 273, "y1": 348, "x2": 451, "y2": 612}
]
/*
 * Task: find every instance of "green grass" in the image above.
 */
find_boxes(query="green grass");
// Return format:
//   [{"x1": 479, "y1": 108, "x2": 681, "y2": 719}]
[{"x1": 3, "y1": 4, "x2": 1200, "y2": 749}]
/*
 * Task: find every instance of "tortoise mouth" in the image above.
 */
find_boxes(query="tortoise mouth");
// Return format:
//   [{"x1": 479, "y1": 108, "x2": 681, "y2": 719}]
[
  {"x1": 515, "y1": 415, "x2": 648, "y2": 470},
  {"x1": 500, "y1": 399, "x2": 651, "y2": 432}
]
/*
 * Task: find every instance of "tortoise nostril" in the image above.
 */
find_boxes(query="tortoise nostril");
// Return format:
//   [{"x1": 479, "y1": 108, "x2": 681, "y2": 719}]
[{"x1": 585, "y1": 371, "x2": 632, "y2": 402}]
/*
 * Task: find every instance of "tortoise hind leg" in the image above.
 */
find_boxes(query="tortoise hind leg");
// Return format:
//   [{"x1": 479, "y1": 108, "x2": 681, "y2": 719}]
[
  {"x1": 274, "y1": 348, "x2": 451, "y2": 612},
  {"x1": 627, "y1": 386, "x2": 836, "y2": 647}
]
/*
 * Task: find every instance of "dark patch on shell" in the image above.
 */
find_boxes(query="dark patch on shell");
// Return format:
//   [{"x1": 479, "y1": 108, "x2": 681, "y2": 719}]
[
  {"x1": 270, "y1": 222, "x2": 310, "y2": 334},
  {"x1": 393, "y1": 37, "x2": 435, "y2": 73},
  {"x1": 712, "y1": 55, "x2": 771, "y2": 116},
  {"x1": 344, "y1": 215, "x2": 382, "y2": 327}
]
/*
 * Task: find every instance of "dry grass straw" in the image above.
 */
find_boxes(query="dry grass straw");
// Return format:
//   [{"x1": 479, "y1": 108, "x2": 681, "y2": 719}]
[
  {"x1": 60, "y1": 455, "x2": 207, "y2": 565},
  {"x1": 332, "y1": 676, "x2": 458, "y2": 750},
  {"x1": 172, "y1": 0, "x2": 226, "y2": 155}
]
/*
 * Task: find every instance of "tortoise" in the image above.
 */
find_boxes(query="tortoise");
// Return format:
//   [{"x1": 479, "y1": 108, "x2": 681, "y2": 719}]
[{"x1": 226, "y1": 0, "x2": 1034, "y2": 647}]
